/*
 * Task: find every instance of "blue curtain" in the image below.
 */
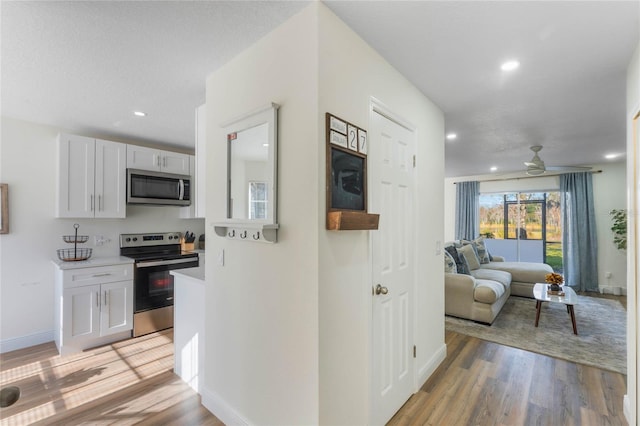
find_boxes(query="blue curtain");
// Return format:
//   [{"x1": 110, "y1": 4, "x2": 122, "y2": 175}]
[
  {"x1": 560, "y1": 172, "x2": 598, "y2": 291},
  {"x1": 455, "y1": 181, "x2": 479, "y2": 240}
]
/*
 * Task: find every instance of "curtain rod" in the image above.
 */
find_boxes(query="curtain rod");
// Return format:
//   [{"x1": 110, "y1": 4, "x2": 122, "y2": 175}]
[{"x1": 452, "y1": 170, "x2": 602, "y2": 184}]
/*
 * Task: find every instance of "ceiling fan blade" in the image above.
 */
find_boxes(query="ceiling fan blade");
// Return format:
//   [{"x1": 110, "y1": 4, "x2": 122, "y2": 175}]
[
  {"x1": 524, "y1": 161, "x2": 541, "y2": 167},
  {"x1": 546, "y1": 165, "x2": 592, "y2": 171}
]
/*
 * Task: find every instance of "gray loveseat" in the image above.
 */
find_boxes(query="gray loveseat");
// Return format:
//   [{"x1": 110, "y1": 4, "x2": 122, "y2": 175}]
[{"x1": 444, "y1": 239, "x2": 553, "y2": 324}]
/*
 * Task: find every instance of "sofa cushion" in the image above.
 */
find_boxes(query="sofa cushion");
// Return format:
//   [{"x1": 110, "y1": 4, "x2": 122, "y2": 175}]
[
  {"x1": 457, "y1": 244, "x2": 481, "y2": 270},
  {"x1": 471, "y1": 268, "x2": 512, "y2": 288},
  {"x1": 474, "y1": 279, "x2": 505, "y2": 304},
  {"x1": 472, "y1": 237, "x2": 491, "y2": 264},
  {"x1": 444, "y1": 251, "x2": 457, "y2": 273},
  {"x1": 445, "y1": 245, "x2": 469, "y2": 275},
  {"x1": 479, "y1": 261, "x2": 553, "y2": 283}
]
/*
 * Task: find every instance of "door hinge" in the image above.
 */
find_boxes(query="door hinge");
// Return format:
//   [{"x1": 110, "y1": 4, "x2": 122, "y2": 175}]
[
  {"x1": 413, "y1": 155, "x2": 416, "y2": 168},
  {"x1": 413, "y1": 345, "x2": 416, "y2": 358}
]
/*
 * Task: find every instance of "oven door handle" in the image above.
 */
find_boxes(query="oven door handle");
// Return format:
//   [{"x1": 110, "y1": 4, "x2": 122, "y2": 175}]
[{"x1": 136, "y1": 258, "x2": 197, "y2": 268}]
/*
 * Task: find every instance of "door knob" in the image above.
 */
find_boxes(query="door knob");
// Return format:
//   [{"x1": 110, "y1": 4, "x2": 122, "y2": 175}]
[{"x1": 375, "y1": 284, "x2": 388, "y2": 295}]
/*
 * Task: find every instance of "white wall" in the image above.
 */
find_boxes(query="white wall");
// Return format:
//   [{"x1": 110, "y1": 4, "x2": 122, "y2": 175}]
[
  {"x1": 317, "y1": 5, "x2": 445, "y2": 425},
  {"x1": 625, "y1": 41, "x2": 639, "y2": 426},
  {"x1": 202, "y1": 3, "x2": 445, "y2": 425},
  {"x1": 0, "y1": 116, "x2": 204, "y2": 352},
  {"x1": 204, "y1": 4, "x2": 320, "y2": 425},
  {"x1": 444, "y1": 162, "x2": 627, "y2": 293}
]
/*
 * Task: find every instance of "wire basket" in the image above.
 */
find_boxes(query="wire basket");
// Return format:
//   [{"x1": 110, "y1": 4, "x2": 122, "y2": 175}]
[
  {"x1": 62, "y1": 235, "x2": 89, "y2": 244},
  {"x1": 57, "y1": 248, "x2": 93, "y2": 262}
]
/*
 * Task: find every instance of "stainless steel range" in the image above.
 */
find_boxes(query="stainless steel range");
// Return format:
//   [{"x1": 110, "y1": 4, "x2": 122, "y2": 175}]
[{"x1": 120, "y1": 232, "x2": 199, "y2": 337}]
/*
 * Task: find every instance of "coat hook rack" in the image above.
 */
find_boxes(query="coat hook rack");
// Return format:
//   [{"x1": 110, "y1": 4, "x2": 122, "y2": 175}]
[{"x1": 212, "y1": 222, "x2": 279, "y2": 243}]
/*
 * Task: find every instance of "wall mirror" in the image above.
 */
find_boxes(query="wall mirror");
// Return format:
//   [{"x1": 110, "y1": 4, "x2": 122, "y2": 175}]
[{"x1": 213, "y1": 103, "x2": 279, "y2": 242}]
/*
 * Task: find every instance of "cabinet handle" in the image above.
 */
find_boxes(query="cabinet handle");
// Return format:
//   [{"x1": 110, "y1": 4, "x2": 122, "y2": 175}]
[
  {"x1": 92, "y1": 273, "x2": 111, "y2": 277},
  {"x1": 91, "y1": 194, "x2": 94, "y2": 211},
  {"x1": 98, "y1": 194, "x2": 102, "y2": 211},
  {"x1": 163, "y1": 157, "x2": 167, "y2": 168},
  {"x1": 104, "y1": 290, "x2": 108, "y2": 306},
  {"x1": 97, "y1": 292, "x2": 100, "y2": 307},
  {"x1": 157, "y1": 155, "x2": 161, "y2": 167}
]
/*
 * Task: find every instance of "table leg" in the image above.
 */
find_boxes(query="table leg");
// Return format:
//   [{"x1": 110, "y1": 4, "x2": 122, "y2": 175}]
[
  {"x1": 568, "y1": 305, "x2": 578, "y2": 335},
  {"x1": 535, "y1": 300, "x2": 542, "y2": 327}
]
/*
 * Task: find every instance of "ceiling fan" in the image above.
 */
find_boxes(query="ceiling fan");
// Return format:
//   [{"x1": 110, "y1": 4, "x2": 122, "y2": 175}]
[{"x1": 524, "y1": 145, "x2": 592, "y2": 176}]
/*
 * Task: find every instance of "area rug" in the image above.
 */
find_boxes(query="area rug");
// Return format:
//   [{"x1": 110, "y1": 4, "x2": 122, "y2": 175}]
[{"x1": 445, "y1": 295, "x2": 627, "y2": 374}]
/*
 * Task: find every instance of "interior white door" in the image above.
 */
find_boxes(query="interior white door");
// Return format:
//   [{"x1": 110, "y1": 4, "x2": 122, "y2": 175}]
[{"x1": 370, "y1": 110, "x2": 415, "y2": 425}]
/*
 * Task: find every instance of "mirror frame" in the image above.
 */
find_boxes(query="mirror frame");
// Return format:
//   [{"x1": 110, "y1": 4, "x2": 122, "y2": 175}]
[
  {"x1": 0, "y1": 184, "x2": 8, "y2": 234},
  {"x1": 222, "y1": 103, "x2": 279, "y2": 226}
]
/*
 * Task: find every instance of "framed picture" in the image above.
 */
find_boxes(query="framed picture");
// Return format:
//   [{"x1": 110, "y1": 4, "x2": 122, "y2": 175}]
[{"x1": 1, "y1": 184, "x2": 8, "y2": 234}]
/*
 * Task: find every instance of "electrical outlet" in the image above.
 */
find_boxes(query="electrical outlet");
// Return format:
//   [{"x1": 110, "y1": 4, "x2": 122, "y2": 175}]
[
  {"x1": 605, "y1": 271, "x2": 612, "y2": 278},
  {"x1": 94, "y1": 235, "x2": 111, "y2": 246}
]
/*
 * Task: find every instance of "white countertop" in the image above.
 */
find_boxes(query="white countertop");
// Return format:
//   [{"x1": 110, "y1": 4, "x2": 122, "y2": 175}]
[
  {"x1": 171, "y1": 264, "x2": 205, "y2": 281},
  {"x1": 52, "y1": 256, "x2": 134, "y2": 270}
]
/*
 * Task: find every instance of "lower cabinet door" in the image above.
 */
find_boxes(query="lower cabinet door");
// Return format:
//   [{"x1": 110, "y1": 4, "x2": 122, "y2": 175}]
[
  {"x1": 64, "y1": 285, "x2": 101, "y2": 343},
  {"x1": 100, "y1": 281, "x2": 134, "y2": 336}
]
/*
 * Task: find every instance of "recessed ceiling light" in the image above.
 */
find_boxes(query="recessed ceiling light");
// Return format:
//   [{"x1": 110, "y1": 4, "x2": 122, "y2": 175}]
[
  {"x1": 133, "y1": 111, "x2": 147, "y2": 117},
  {"x1": 500, "y1": 60, "x2": 520, "y2": 71},
  {"x1": 490, "y1": 166, "x2": 498, "y2": 172},
  {"x1": 446, "y1": 133, "x2": 457, "y2": 140},
  {"x1": 605, "y1": 153, "x2": 619, "y2": 160}
]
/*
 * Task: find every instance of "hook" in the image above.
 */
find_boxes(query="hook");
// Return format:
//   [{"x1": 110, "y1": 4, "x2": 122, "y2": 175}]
[
  {"x1": 253, "y1": 231, "x2": 261, "y2": 240},
  {"x1": 240, "y1": 230, "x2": 247, "y2": 239},
  {"x1": 228, "y1": 230, "x2": 235, "y2": 238}
]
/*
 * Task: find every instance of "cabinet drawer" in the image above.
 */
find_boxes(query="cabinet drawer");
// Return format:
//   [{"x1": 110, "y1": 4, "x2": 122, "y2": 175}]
[{"x1": 62, "y1": 264, "x2": 133, "y2": 288}]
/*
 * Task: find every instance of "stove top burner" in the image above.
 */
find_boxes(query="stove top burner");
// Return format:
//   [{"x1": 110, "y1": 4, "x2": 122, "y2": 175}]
[{"x1": 119, "y1": 232, "x2": 198, "y2": 262}]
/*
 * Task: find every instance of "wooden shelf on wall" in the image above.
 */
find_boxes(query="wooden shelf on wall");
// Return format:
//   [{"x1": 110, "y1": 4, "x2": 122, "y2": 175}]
[{"x1": 327, "y1": 211, "x2": 379, "y2": 231}]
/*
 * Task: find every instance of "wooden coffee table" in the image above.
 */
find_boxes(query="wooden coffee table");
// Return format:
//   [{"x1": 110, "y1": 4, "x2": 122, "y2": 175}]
[{"x1": 532, "y1": 283, "x2": 579, "y2": 335}]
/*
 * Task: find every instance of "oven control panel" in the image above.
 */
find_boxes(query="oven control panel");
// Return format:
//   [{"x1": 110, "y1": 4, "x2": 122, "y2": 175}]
[{"x1": 120, "y1": 232, "x2": 182, "y2": 248}]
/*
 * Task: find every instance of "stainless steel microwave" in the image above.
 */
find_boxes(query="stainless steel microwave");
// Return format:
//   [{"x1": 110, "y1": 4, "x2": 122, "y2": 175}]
[{"x1": 127, "y1": 169, "x2": 191, "y2": 206}]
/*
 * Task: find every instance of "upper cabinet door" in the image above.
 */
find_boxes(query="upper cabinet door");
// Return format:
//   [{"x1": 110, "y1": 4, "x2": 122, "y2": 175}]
[
  {"x1": 161, "y1": 151, "x2": 190, "y2": 175},
  {"x1": 57, "y1": 134, "x2": 127, "y2": 218},
  {"x1": 95, "y1": 139, "x2": 127, "y2": 218},
  {"x1": 57, "y1": 134, "x2": 96, "y2": 218},
  {"x1": 126, "y1": 145, "x2": 190, "y2": 175},
  {"x1": 126, "y1": 145, "x2": 161, "y2": 172}
]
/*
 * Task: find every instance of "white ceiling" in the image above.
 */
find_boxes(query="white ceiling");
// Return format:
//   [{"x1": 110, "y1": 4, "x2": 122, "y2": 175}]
[{"x1": 2, "y1": 1, "x2": 638, "y2": 177}]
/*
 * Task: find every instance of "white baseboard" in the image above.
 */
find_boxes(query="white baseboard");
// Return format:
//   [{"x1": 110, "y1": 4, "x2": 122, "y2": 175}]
[
  {"x1": 416, "y1": 343, "x2": 447, "y2": 389},
  {"x1": 201, "y1": 385, "x2": 251, "y2": 426},
  {"x1": 0, "y1": 330, "x2": 54, "y2": 354}
]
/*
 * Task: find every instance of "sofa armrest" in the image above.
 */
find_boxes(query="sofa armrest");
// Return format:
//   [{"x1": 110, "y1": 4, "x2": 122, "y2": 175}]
[
  {"x1": 491, "y1": 255, "x2": 505, "y2": 262},
  {"x1": 445, "y1": 272, "x2": 476, "y2": 301}
]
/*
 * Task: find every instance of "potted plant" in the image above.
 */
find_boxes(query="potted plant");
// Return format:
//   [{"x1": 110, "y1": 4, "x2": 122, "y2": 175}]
[{"x1": 610, "y1": 209, "x2": 627, "y2": 250}]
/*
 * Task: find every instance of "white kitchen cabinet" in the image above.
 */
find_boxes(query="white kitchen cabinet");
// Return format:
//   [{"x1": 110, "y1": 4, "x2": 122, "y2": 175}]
[
  {"x1": 127, "y1": 145, "x2": 190, "y2": 175},
  {"x1": 54, "y1": 260, "x2": 134, "y2": 356},
  {"x1": 56, "y1": 133, "x2": 126, "y2": 218}
]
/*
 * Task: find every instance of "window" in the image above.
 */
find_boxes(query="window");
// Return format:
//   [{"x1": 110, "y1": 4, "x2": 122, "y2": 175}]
[
  {"x1": 248, "y1": 182, "x2": 268, "y2": 220},
  {"x1": 479, "y1": 192, "x2": 562, "y2": 272}
]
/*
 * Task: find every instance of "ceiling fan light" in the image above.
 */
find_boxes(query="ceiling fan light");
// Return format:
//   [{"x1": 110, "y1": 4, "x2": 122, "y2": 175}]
[{"x1": 526, "y1": 168, "x2": 545, "y2": 176}]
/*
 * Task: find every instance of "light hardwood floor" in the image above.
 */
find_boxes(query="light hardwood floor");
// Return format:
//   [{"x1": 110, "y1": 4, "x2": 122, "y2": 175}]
[
  {"x1": 0, "y1": 329, "x2": 223, "y2": 425},
  {"x1": 389, "y1": 330, "x2": 628, "y2": 425},
  {"x1": 1, "y1": 305, "x2": 628, "y2": 425}
]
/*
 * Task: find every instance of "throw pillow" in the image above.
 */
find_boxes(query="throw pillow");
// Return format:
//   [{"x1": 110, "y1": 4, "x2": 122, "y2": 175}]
[
  {"x1": 457, "y1": 243, "x2": 481, "y2": 271},
  {"x1": 473, "y1": 236, "x2": 491, "y2": 264},
  {"x1": 445, "y1": 245, "x2": 469, "y2": 275},
  {"x1": 444, "y1": 250, "x2": 457, "y2": 273}
]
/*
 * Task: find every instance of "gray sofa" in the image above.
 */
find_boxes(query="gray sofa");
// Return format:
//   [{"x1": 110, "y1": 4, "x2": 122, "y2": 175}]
[{"x1": 444, "y1": 240, "x2": 553, "y2": 324}]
